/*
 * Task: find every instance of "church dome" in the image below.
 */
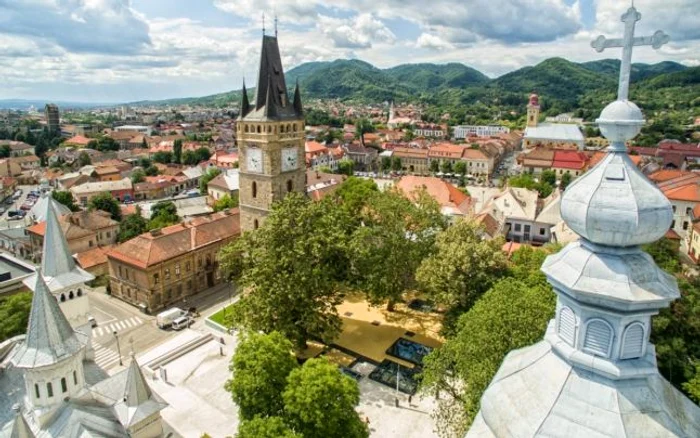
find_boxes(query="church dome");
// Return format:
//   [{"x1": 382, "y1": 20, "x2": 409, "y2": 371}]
[{"x1": 560, "y1": 147, "x2": 672, "y2": 247}]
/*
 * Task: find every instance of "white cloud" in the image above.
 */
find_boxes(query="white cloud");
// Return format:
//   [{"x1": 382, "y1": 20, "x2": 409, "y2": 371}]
[
  {"x1": 416, "y1": 33, "x2": 454, "y2": 51},
  {"x1": 318, "y1": 13, "x2": 395, "y2": 49},
  {"x1": 594, "y1": 0, "x2": 700, "y2": 41}
]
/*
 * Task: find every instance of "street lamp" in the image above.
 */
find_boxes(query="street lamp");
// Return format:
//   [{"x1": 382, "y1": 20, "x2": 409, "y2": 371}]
[
  {"x1": 395, "y1": 363, "x2": 401, "y2": 407},
  {"x1": 113, "y1": 330, "x2": 123, "y2": 366}
]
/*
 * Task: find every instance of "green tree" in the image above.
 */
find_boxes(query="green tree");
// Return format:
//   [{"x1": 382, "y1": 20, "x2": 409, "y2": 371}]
[
  {"x1": 560, "y1": 171, "x2": 573, "y2": 190},
  {"x1": 152, "y1": 151, "x2": 173, "y2": 164},
  {"x1": 381, "y1": 156, "x2": 392, "y2": 171},
  {"x1": 182, "y1": 150, "x2": 198, "y2": 165},
  {"x1": 417, "y1": 220, "x2": 508, "y2": 309},
  {"x1": 454, "y1": 161, "x2": 467, "y2": 176},
  {"x1": 283, "y1": 358, "x2": 368, "y2": 438},
  {"x1": 337, "y1": 158, "x2": 355, "y2": 176},
  {"x1": 237, "y1": 417, "x2": 301, "y2": 438},
  {"x1": 225, "y1": 332, "x2": 298, "y2": 420},
  {"x1": 148, "y1": 201, "x2": 179, "y2": 229},
  {"x1": 77, "y1": 151, "x2": 91, "y2": 167},
  {"x1": 683, "y1": 364, "x2": 700, "y2": 403},
  {"x1": 219, "y1": 194, "x2": 352, "y2": 348},
  {"x1": 173, "y1": 139, "x2": 183, "y2": 164},
  {"x1": 52, "y1": 190, "x2": 80, "y2": 212},
  {"x1": 440, "y1": 160, "x2": 453, "y2": 174},
  {"x1": 96, "y1": 136, "x2": 119, "y2": 152},
  {"x1": 131, "y1": 169, "x2": 146, "y2": 184},
  {"x1": 88, "y1": 192, "x2": 122, "y2": 221},
  {"x1": 391, "y1": 156, "x2": 402, "y2": 172},
  {"x1": 0, "y1": 144, "x2": 10, "y2": 158},
  {"x1": 349, "y1": 188, "x2": 445, "y2": 310},
  {"x1": 355, "y1": 118, "x2": 375, "y2": 144},
  {"x1": 195, "y1": 147, "x2": 212, "y2": 163},
  {"x1": 0, "y1": 292, "x2": 32, "y2": 342},
  {"x1": 541, "y1": 169, "x2": 556, "y2": 186},
  {"x1": 642, "y1": 237, "x2": 681, "y2": 274},
  {"x1": 199, "y1": 168, "x2": 222, "y2": 195},
  {"x1": 145, "y1": 165, "x2": 159, "y2": 176},
  {"x1": 419, "y1": 279, "x2": 556, "y2": 436},
  {"x1": 430, "y1": 159, "x2": 440, "y2": 173},
  {"x1": 213, "y1": 193, "x2": 239, "y2": 212},
  {"x1": 118, "y1": 213, "x2": 148, "y2": 242},
  {"x1": 333, "y1": 177, "x2": 379, "y2": 223}
]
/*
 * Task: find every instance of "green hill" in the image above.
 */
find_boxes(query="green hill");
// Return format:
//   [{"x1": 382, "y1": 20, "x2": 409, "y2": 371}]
[{"x1": 581, "y1": 59, "x2": 687, "y2": 81}]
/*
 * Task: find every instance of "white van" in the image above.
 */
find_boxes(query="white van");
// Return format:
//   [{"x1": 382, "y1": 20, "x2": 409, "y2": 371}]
[{"x1": 171, "y1": 316, "x2": 192, "y2": 331}]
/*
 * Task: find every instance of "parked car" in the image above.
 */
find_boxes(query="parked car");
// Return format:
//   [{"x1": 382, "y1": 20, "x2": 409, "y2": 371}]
[
  {"x1": 88, "y1": 316, "x2": 97, "y2": 328},
  {"x1": 171, "y1": 316, "x2": 194, "y2": 331}
]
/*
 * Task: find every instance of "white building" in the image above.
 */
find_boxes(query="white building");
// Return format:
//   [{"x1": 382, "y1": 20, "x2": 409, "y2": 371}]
[
  {"x1": 453, "y1": 125, "x2": 510, "y2": 139},
  {"x1": 115, "y1": 125, "x2": 152, "y2": 136}
]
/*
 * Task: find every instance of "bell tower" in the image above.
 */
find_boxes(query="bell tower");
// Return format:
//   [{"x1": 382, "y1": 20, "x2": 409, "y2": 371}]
[
  {"x1": 237, "y1": 33, "x2": 306, "y2": 232},
  {"x1": 526, "y1": 93, "x2": 540, "y2": 127}
]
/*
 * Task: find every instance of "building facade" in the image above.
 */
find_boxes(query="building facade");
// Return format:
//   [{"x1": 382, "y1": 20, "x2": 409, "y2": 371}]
[
  {"x1": 237, "y1": 35, "x2": 306, "y2": 232},
  {"x1": 453, "y1": 125, "x2": 510, "y2": 139},
  {"x1": 106, "y1": 210, "x2": 240, "y2": 313},
  {"x1": 44, "y1": 103, "x2": 60, "y2": 134}
]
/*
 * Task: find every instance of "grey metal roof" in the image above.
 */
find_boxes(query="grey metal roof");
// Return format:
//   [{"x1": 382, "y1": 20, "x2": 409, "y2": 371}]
[
  {"x1": 29, "y1": 194, "x2": 70, "y2": 223},
  {"x1": 1, "y1": 409, "x2": 35, "y2": 438},
  {"x1": 467, "y1": 339, "x2": 700, "y2": 438},
  {"x1": 11, "y1": 272, "x2": 84, "y2": 369},
  {"x1": 24, "y1": 197, "x2": 94, "y2": 292}
]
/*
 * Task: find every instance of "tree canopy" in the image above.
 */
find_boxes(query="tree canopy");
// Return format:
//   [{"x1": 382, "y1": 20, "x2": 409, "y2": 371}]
[
  {"x1": 52, "y1": 190, "x2": 80, "y2": 212},
  {"x1": 0, "y1": 292, "x2": 32, "y2": 342},
  {"x1": 283, "y1": 358, "x2": 368, "y2": 438},
  {"x1": 118, "y1": 212, "x2": 148, "y2": 242},
  {"x1": 219, "y1": 193, "x2": 353, "y2": 348},
  {"x1": 236, "y1": 417, "x2": 301, "y2": 438},
  {"x1": 213, "y1": 193, "x2": 239, "y2": 212},
  {"x1": 88, "y1": 192, "x2": 121, "y2": 221},
  {"x1": 148, "y1": 201, "x2": 179, "y2": 230},
  {"x1": 199, "y1": 168, "x2": 222, "y2": 195},
  {"x1": 225, "y1": 331, "x2": 298, "y2": 420},
  {"x1": 332, "y1": 176, "x2": 378, "y2": 223}
]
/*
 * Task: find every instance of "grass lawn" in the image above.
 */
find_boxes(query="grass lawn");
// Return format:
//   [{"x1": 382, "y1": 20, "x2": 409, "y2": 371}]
[{"x1": 209, "y1": 304, "x2": 236, "y2": 326}]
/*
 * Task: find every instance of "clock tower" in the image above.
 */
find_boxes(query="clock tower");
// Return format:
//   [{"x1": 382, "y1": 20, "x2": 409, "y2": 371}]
[{"x1": 237, "y1": 34, "x2": 306, "y2": 232}]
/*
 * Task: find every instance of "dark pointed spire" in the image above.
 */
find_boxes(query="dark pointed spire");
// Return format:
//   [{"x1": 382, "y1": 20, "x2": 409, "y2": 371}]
[
  {"x1": 262, "y1": 74, "x2": 277, "y2": 119},
  {"x1": 240, "y1": 79, "x2": 250, "y2": 118},
  {"x1": 293, "y1": 79, "x2": 303, "y2": 116}
]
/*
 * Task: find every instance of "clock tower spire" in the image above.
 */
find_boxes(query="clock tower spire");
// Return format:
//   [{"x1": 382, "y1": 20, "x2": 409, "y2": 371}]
[{"x1": 237, "y1": 33, "x2": 306, "y2": 232}]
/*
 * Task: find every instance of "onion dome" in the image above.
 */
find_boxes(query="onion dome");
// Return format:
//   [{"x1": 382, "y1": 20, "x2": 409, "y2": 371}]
[{"x1": 559, "y1": 100, "x2": 673, "y2": 247}]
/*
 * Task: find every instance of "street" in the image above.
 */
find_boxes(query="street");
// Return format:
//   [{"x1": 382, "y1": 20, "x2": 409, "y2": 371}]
[
  {"x1": 1, "y1": 184, "x2": 39, "y2": 219},
  {"x1": 88, "y1": 282, "x2": 236, "y2": 371}
]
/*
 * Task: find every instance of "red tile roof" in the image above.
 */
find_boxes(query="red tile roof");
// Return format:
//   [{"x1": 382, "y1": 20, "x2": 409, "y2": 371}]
[{"x1": 552, "y1": 150, "x2": 588, "y2": 170}]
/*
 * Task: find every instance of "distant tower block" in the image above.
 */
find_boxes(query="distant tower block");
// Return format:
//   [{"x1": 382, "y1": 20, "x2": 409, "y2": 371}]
[
  {"x1": 44, "y1": 103, "x2": 60, "y2": 134},
  {"x1": 526, "y1": 93, "x2": 540, "y2": 128}
]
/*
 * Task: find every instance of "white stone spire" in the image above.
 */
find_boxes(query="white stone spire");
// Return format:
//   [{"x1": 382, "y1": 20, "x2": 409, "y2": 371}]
[
  {"x1": 112, "y1": 355, "x2": 168, "y2": 430},
  {"x1": 465, "y1": 5, "x2": 700, "y2": 437}
]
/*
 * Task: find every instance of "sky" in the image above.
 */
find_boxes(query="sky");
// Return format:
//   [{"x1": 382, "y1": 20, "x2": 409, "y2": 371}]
[{"x1": 0, "y1": 0, "x2": 698, "y2": 103}]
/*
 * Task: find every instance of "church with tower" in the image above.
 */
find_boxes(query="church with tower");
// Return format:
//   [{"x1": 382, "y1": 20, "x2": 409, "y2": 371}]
[
  {"x1": 0, "y1": 198, "x2": 168, "y2": 437},
  {"x1": 237, "y1": 31, "x2": 306, "y2": 232}
]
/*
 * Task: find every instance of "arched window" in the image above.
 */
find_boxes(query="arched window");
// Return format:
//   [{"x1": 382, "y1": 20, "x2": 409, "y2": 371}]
[
  {"x1": 286, "y1": 124, "x2": 291, "y2": 133},
  {"x1": 293, "y1": 123, "x2": 298, "y2": 132},
  {"x1": 73, "y1": 370, "x2": 78, "y2": 385},
  {"x1": 583, "y1": 319, "x2": 613, "y2": 358},
  {"x1": 35, "y1": 383, "x2": 40, "y2": 399},
  {"x1": 253, "y1": 219, "x2": 259, "y2": 230},
  {"x1": 257, "y1": 125, "x2": 261, "y2": 133},
  {"x1": 252, "y1": 181, "x2": 257, "y2": 198},
  {"x1": 620, "y1": 322, "x2": 645, "y2": 359},
  {"x1": 287, "y1": 180, "x2": 293, "y2": 193},
  {"x1": 557, "y1": 306, "x2": 576, "y2": 347},
  {"x1": 244, "y1": 125, "x2": 249, "y2": 133},
  {"x1": 47, "y1": 382, "x2": 53, "y2": 398},
  {"x1": 77, "y1": 288, "x2": 82, "y2": 297},
  {"x1": 267, "y1": 125, "x2": 271, "y2": 133},
  {"x1": 68, "y1": 291, "x2": 74, "y2": 299},
  {"x1": 60, "y1": 294, "x2": 66, "y2": 302},
  {"x1": 61, "y1": 377, "x2": 67, "y2": 393}
]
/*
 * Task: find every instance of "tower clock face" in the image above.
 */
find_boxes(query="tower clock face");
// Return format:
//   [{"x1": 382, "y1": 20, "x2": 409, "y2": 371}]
[
  {"x1": 247, "y1": 148, "x2": 263, "y2": 173},
  {"x1": 282, "y1": 147, "x2": 298, "y2": 172}
]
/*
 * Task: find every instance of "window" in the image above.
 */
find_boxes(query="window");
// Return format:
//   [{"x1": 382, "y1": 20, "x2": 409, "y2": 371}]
[
  {"x1": 177, "y1": 284, "x2": 182, "y2": 297},
  {"x1": 198, "y1": 257, "x2": 202, "y2": 267},
  {"x1": 684, "y1": 221, "x2": 689, "y2": 230},
  {"x1": 257, "y1": 125, "x2": 261, "y2": 133},
  {"x1": 557, "y1": 307, "x2": 576, "y2": 347},
  {"x1": 61, "y1": 377, "x2": 67, "y2": 393},
  {"x1": 524, "y1": 225, "x2": 531, "y2": 233},
  {"x1": 68, "y1": 291, "x2": 74, "y2": 299},
  {"x1": 175, "y1": 264, "x2": 181, "y2": 276},
  {"x1": 47, "y1": 382, "x2": 53, "y2": 398},
  {"x1": 77, "y1": 289, "x2": 82, "y2": 297},
  {"x1": 687, "y1": 207, "x2": 692, "y2": 215},
  {"x1": 254, "y1": 219, "x2": 259, "y2": 230},
  {"x1": 187, "y1": 280, "x2": 192, "y2": 291},
  {"x1": 106, "y1": 231, "x2": 111, "y2": 238},
  {"x1": 88, "y1": 240, "x2": 93, "y2": 248},
  {"x1": 583, "y1": 319, "x2": 613, "y2": 358},
  {"x1": 35, "y1": 383, "x2": 40, "y2": 399},
  {"x1": 672, "y1": 205, "x2": 676, "y2": 213},
  {"x1": 539, "y1": 228, "x2": 546, "y2": 236},
  {"x1": 73, "y1": 370, "x2": 78, "y2": 385},
  {"x1": 287, "y1": 180, "x2": 293, "y2": 193},
  {"x1": 620, "y1": 323, "x2": 645, "y2": 359},
  {"x1": 60, "y1": 293, "x2": 66, "y2": 302},
  {"x1": 514, "y1": 224, "x2": 522, "y2": 232},
  {"x1": 154, "y1": 273, "x2": 160, "y2": 284},
  {"x1": 252, "y1": 181, "x2": 257, "y2": 198},
  {"x1": 186, "y1": 261, "x2": 191, "y2": 272},
  {"x1": 165, "y1": 268, "x2": 170, "y2": 280},
  {"x1": 671, "y1": 220, "x2": 676, "y2": 229},
  {"x1": 119, "y1": 266, "x2": 122, "y2": 277}
]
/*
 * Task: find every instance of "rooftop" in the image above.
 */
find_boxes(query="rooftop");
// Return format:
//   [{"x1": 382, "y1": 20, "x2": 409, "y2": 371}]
[{"x1": 524, "y1": 123, "x2": 584, "y2": 143}]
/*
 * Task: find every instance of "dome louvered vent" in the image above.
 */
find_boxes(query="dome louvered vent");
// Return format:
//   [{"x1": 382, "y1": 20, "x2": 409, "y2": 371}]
[
  {"x1": 583, "y1": 319, "x2": 613, "y2": 357},
  {"x1": 621, "y1": 323, "x2": 645, "y2": 359},
  {"x1": 558, "y1": 307, "x2": 576, "y2": 347}
]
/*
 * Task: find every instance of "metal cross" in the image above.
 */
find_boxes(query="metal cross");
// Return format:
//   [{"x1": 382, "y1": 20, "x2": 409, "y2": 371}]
[{"x1": 590, "y1": 6, "x2": 669, "y2": 101}]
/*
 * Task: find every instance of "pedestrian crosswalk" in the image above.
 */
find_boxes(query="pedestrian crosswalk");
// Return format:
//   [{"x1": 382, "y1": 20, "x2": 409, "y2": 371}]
[
  {"x1": 92, "y1": 316, "x2": 143, "y2": 338},
  {"x1": 93, "y1": 343, "x2": 121, "y2": 369}
]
